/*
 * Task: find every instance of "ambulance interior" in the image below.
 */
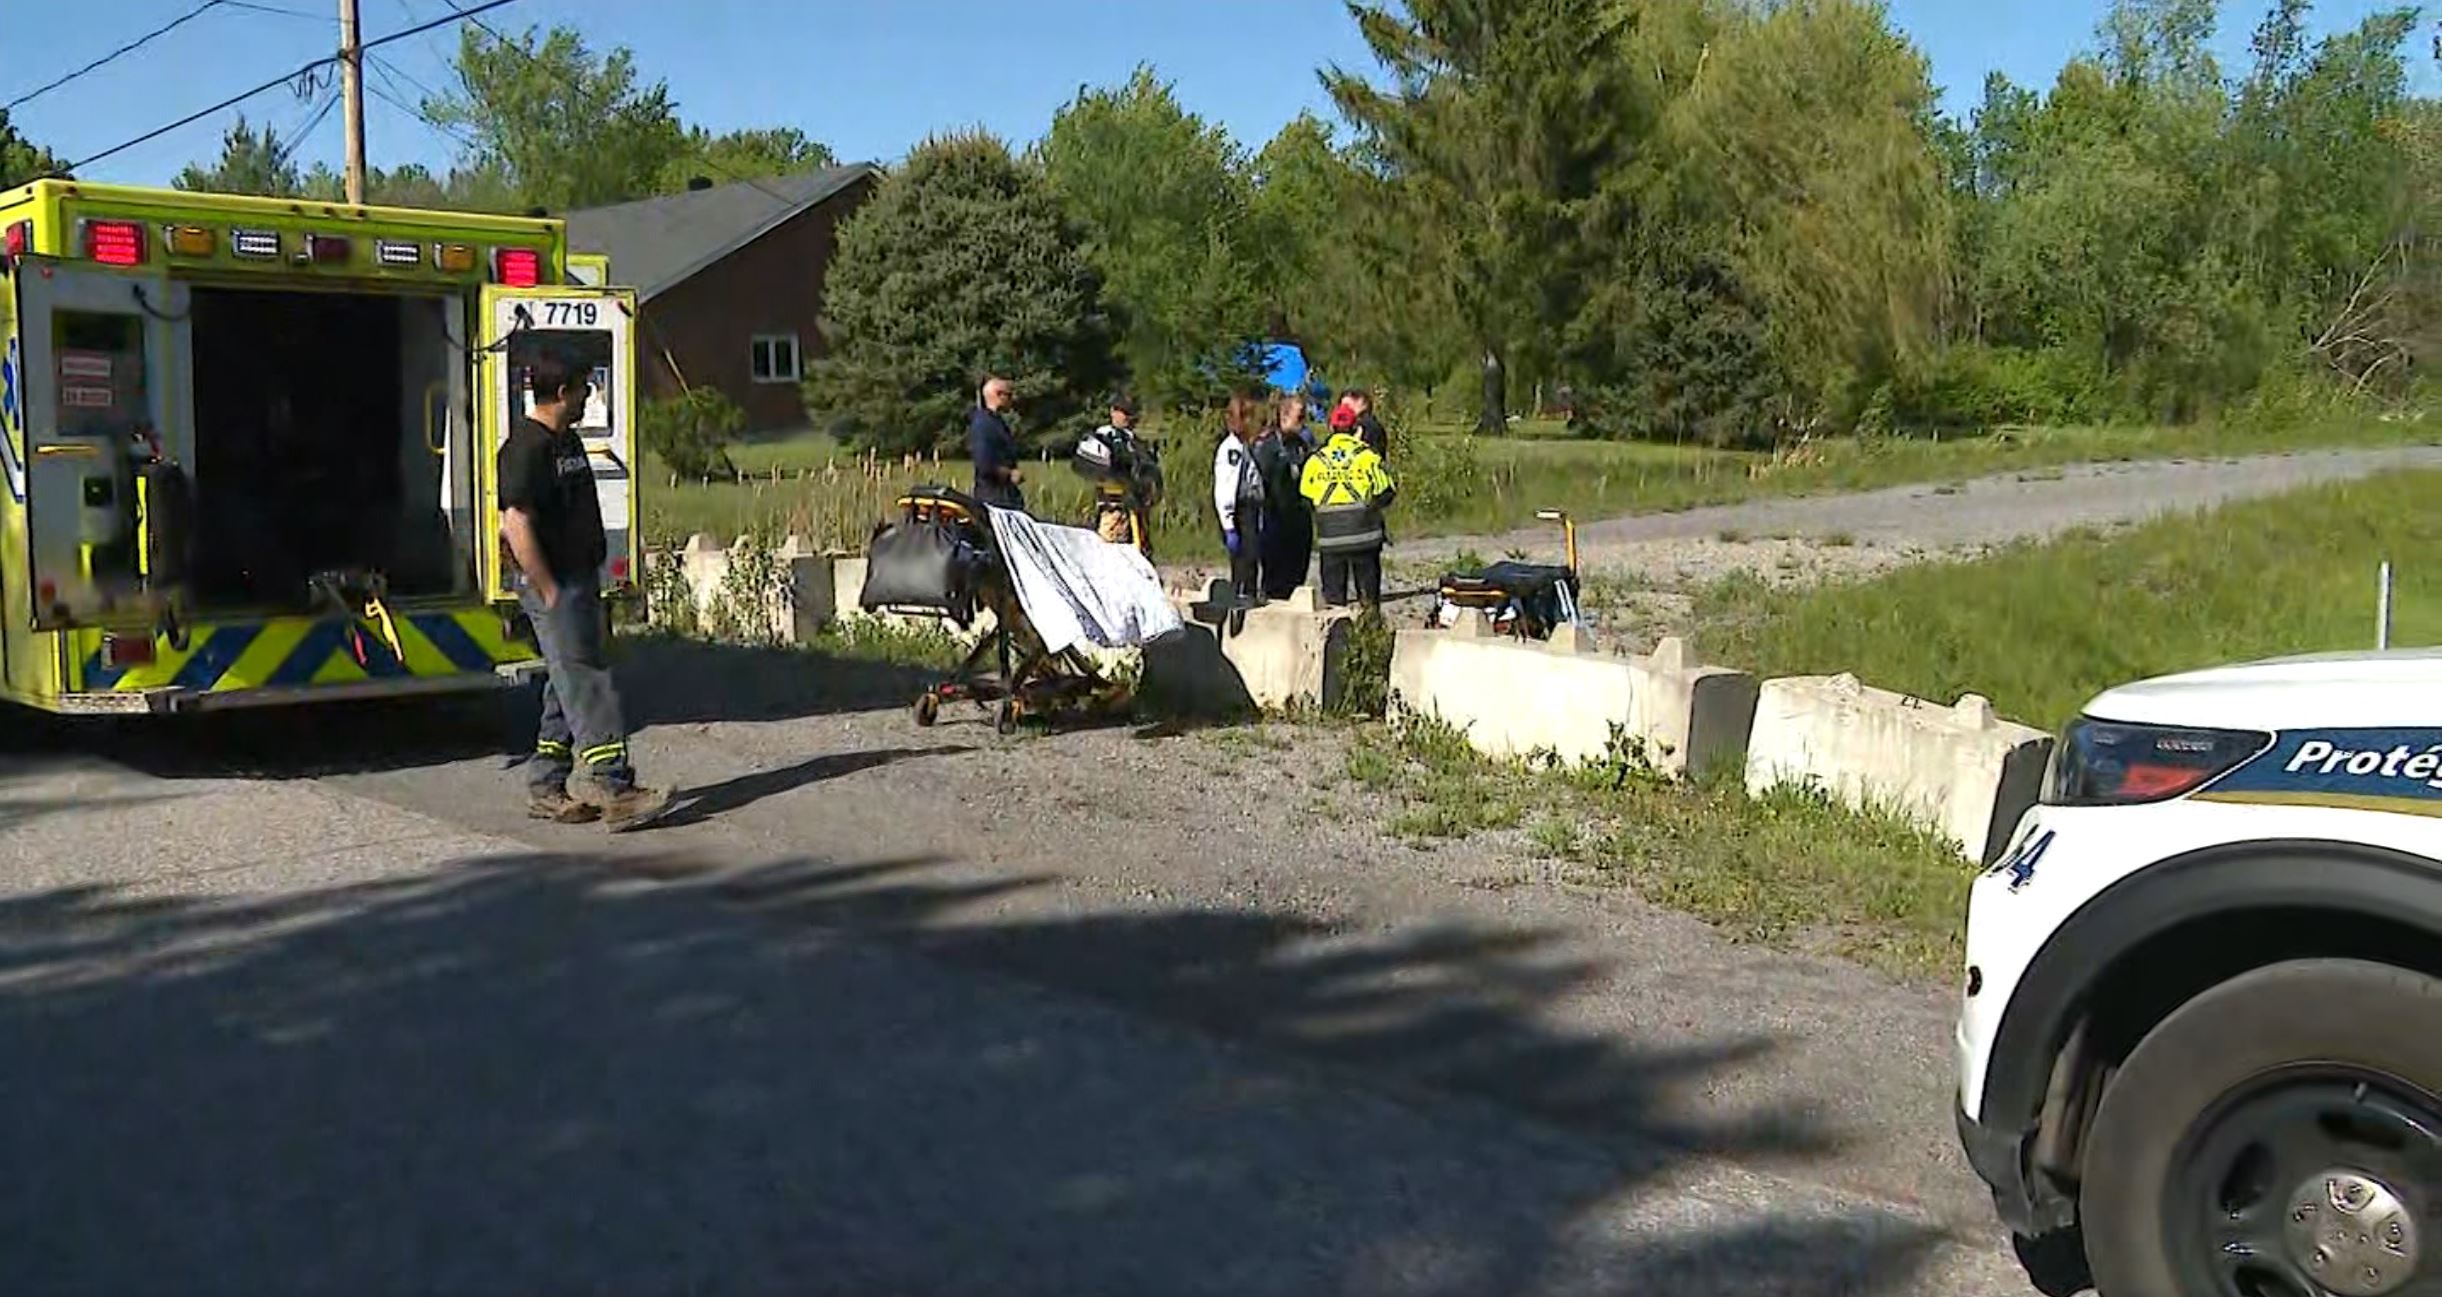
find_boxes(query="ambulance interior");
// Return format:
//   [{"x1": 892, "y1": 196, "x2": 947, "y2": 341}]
[{"x1": 186, "y1": 287, "x2": 468, "y2": 608}]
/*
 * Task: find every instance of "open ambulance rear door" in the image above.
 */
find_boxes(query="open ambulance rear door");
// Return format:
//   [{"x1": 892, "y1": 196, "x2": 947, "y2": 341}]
[
  {"x1": 6, "y1": 256, "x2": 191, "y2": 636},
  {"x1": 476, "y1": 284, "x2": 639, "y2": 603}
]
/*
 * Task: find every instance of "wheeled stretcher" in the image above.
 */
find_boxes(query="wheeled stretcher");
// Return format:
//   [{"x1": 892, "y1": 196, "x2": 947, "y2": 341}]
[
  {"x1": 861, "y1": 487, "x2": 1132, "y2": 734},
  {"x1": 1430, "y1": 509, "x2": 1585, "y2": 640}
]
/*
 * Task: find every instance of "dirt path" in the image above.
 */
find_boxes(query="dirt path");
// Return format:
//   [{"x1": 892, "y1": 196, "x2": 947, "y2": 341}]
[{"x1": 1391, "y1": 445, "x2": 2442, "y2": 568}]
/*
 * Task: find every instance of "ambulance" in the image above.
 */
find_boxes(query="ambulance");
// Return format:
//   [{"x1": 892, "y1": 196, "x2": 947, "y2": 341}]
[{"x1": 0, "y1": 179, "x2": 638, "y2": 713}]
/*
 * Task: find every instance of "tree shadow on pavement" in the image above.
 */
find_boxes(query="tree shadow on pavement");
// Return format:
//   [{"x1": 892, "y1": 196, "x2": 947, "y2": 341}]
[
  {"x1": 0, "y1": 637, "x2": 948, "y2": 785},
  {"x1": 658, "y1": 745, "x2": 973, "y2": 826},
  {"x1": 618, "y1": 635, "x2": 945, "y2": 729},
  {"x1": 0, "y1": 851, "x2": 1965, "y2": 1297}
]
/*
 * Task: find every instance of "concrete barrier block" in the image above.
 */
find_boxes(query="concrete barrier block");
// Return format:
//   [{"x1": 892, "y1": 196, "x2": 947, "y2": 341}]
[
  {"x1": 782, "y1": 553, "x2": 835, "y2": 644},
  {"x1": 1743, "y1": 676, "x2": 2053, "y2": 864},
  {"x1": 679, "y1": 533, "x2": 726, "y2": 622},
  {"x1": 1152, "y1": 589, "x2": 1351, "y2": 714},
  {"x1": 830, "y1": 555, "x2": 868, "y2": 623},
  {"x1": 1388, "y1": 630, "x2": 1756, "y2": 776}
]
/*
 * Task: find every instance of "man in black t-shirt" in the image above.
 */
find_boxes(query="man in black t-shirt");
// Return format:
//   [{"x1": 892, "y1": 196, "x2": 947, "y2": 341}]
[{"x1": 499, "y1": 350, "x2": 671, "y2": 831}]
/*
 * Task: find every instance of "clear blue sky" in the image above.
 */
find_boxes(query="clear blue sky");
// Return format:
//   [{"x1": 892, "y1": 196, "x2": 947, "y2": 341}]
[{"x1": 9, "y1": 0, "x2": 2437, "y2": 188}]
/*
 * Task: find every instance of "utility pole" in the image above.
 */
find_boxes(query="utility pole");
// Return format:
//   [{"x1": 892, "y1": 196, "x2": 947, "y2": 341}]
[{"x1": 339, "y1": 0, "x2": 366, "y2": 204}]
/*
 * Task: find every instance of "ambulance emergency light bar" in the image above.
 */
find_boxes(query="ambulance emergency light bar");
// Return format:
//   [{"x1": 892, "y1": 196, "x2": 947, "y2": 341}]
[{"x1": 55, "y1": 216, "x2": 551, "y2": 283}]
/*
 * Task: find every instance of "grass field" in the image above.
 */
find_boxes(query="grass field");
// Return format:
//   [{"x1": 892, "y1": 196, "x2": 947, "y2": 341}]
[
  {"x1": 1692, "y1": 468, "x2": 2442, "y2": 731},
  {"x1": 644, "y1": 410, "x2": 2436, "y2": 558}
]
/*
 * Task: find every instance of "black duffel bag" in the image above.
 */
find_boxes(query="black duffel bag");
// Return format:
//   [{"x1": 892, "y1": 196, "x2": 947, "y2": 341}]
[{"x1": 861, "y1": 517, "x2": 984, "y2": 624}]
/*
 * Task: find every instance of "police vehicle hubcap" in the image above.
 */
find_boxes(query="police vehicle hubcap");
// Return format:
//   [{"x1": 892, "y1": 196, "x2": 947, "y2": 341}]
[
  {"x1": 2173, "y1": 1073, "x2": 2440, "y2": 1297},
  {"x1": 2282, "y1": 1170, "x2": 2416, "y2": 1296}
]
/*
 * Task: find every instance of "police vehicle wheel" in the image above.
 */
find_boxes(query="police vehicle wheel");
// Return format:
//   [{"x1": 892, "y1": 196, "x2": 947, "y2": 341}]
[
  {"x1": 2080, "y1": 959, "x2": 2442, "y2": 1297},
  {"x1": 911, "y1": 693, "x2": 940, "y2": 728}
]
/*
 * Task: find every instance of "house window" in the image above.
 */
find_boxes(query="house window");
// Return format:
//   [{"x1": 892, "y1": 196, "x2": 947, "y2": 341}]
[{"x1": 750, "y1": 333, "x2": 801, "y2": 384}]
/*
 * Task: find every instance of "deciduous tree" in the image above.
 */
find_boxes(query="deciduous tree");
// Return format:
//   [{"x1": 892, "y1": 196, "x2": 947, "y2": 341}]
[
  {"x1": 1038, "y1": 68, "x2": 1265, "y2": 404},
  {"x1": 425, "y1": 25, "x2": 688, "y2": 211},
  {"x1": 661, "y1": 126, "x2": 835, "y2": 194}
]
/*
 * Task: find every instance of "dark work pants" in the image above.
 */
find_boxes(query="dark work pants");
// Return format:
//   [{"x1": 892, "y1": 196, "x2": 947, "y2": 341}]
[
  {"x1": 1260, "y1": 507, "x2": 1311, "y2": 600},
  {"x1": 1227, "y1": 504, "x2": 1263, "y2": 599},
  {"x1": 521, "y1": 578, "x2": 635, "y2": 794},
  {"x1": 974, "y1": 478, "x2": 1026, "y2": 514},
  {"x1": 1320, "y1": 548, "x2": 1384, "y2": 607}
]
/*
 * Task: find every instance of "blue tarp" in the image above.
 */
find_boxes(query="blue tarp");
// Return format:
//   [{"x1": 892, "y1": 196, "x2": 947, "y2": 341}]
[{"x1": 1247, "y1": 341, "x2": 1330, "y2": 407}]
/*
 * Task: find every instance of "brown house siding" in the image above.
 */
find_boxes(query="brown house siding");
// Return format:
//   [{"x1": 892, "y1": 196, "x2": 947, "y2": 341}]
[{"x1": 632, "y1": 175, "x2": 874, "y2": 433}]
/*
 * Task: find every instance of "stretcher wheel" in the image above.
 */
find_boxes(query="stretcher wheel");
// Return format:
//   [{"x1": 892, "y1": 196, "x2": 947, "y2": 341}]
[
  {"x1": 993, "y1": 699, "x2": 1020, "y2": 737},
  {"x1": 912, "y1": 692, "x2": 940, "y2": 727}
]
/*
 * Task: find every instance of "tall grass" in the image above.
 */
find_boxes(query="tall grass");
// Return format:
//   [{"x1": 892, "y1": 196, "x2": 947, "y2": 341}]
[
  {"x1": 643, "y1": 409, "x2": 2435, "y2": 559},
  {"x1": 1693, "y1": 468, "x2": 2442, "y2": 730}
]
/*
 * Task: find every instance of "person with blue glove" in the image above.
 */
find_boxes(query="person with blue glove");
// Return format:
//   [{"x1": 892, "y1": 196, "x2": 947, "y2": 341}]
[{"x1": 1211, "y1": 391, "x2": 1266, "y2": 600}]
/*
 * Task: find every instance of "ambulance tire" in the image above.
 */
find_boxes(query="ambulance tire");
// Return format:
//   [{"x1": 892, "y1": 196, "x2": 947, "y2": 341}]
[{"x1": 2079, "y1": 959, "x2": 2442, "y2": 1297}]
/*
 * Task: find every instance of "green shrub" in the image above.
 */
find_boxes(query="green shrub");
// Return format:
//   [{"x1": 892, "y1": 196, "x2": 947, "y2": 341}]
[
  {"x1": 1334, "y1": 607, "x2": 1393, "y2": 719},
  {"x1": 641, "y1": 388, "x2": 743, "y2": 481}
]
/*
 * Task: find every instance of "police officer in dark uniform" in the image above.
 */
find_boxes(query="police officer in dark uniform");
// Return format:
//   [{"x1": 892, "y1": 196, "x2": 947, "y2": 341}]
[{"x1": 967, "y1": 373, "x2": 1025, "y2": 511}]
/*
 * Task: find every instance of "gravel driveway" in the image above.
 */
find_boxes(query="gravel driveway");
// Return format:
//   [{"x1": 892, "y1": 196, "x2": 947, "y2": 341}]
[{"x1": 22, "y1": 450, "x2": 2419, "y2": 1295}]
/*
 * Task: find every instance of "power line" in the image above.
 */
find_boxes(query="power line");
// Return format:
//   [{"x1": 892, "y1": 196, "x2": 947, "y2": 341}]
[
  {"x1": 275, "y1": 88, "x2": 341, "y2": 170},
  {"x1": 361, "y1": 64, "x2": 482, "y2": 156},
  {"x1": 223, "y1": 1, "x2": 329, "y2": 19},
  {"x1": 367, "y1": 50, "x2": 446, "y2": 109},
  {"x1": 432, "y1": 0, "x2": 515, "y2": 48},
  {"x1": 57, "y1": 0, "x2": 521, "y2": 176},
  {"x1": 7, "y1": 0, "x2": 229, "y2": 112}
]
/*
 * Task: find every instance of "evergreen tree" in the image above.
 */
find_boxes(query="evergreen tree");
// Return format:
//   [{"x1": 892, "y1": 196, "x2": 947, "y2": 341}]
[
  {"x1": 804, "y1": 133, "x2": 1121, "y2": 455},
  {"x1": 173, "y1": 116, "x2": 305, "y2": 197},
  {"x1": 1324, "y1": 0, "x2": 1649, "y2": 432},
  {"x1": 0, "y1": 109, "x2": 66, "y2": 188}
]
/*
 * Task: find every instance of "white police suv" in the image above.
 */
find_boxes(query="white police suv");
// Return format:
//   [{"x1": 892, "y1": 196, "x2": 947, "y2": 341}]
[{"x1": 1957, "y1": 650, "x2": 2442, "y2": 1297}]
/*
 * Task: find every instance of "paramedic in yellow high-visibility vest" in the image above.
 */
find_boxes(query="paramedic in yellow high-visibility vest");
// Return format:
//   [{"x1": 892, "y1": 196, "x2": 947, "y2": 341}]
[{"x1": 1299, "y1": 404, "x2": 1398, "y2": 607}]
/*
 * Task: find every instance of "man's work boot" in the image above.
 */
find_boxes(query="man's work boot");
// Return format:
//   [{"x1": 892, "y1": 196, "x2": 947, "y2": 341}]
[
  {"x1": 574, "y1": 778, "x2": 675, "y2": 834},
  {"x1": 528, "y1": 787, "x2": 601, "y2": 824}
]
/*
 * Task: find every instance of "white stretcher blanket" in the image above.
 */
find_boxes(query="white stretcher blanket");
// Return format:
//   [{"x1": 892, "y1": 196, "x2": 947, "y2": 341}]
[{"x1": 987, "y1": 506, "x2": 1184, "y2": 654}]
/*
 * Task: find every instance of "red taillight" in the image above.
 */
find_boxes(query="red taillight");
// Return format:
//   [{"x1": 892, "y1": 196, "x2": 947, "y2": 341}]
[
  {"x1": 101, "y1": 634, "x2": 156, "y2": 669},
  {"x1": 608, "y1": 556, "x2": 630, "y2": 582},
  {"x1": 305, "y1": 234, "x2": 352, "y2": 265},
  {"x1": 82, "y1": 220, "x2": 145, "y2": 266},
  {"x1": 4, "y1": 221, "x2": 28, "y2": 258},
  {"x1": 492, "y1": 246, "x2": 540, "y2": 287}
]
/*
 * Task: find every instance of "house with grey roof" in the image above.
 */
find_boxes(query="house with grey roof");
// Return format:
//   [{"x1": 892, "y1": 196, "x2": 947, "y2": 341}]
[{"x1": 567, "y1": 164, "x2": 880, "y2": 432}]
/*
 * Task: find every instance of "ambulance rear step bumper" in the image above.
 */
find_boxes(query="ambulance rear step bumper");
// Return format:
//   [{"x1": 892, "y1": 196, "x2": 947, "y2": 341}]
[{"x1": 59, "y1": 661, "x2": 545, "y2": 715}]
